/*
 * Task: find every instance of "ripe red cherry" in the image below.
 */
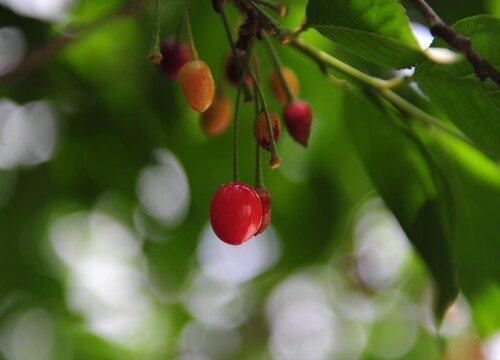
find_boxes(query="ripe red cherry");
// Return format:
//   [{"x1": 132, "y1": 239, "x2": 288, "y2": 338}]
[
  {"x1": 283, "y1": 100, "x2": 313, "y2": 147},
  {"x1": 210, "y1": 182, "x2": 263, "y2": 245},
  {"x1": 159, "y1": 37, "x2": 189, "y2": 78},
  {"x1": 255, "y1": 187, "x2": 271, "y2": 235}
]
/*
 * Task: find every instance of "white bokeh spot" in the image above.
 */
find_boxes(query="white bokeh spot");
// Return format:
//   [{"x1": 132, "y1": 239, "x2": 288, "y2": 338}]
[{"x1": 0, "y1": 27, "x2": 26, "y2": 75}]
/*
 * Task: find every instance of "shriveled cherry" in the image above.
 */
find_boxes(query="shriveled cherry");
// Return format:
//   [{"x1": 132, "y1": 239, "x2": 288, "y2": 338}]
[
  {"x1": 179, "y1": 60, "x2": 215, "y2": 112},
  {"x1": 201, "y1": 93, "x2": 232, "y2": 136},
  {"x1": 159, "y1": 37, "x2": 189, "y2": 78},
  {"x1": 225, "y1": 50, "x2": 252, "y2": 86},
  {"x1": 283, "y1": 100, "x2": 313, "y2": 147},
  {"x1": 210, "y1": 182, "x2": 263, "y2": 245},
  {"x1": 270, "y1": 67, "x2": 300, "y2": 104},
  {"x1": 255, "y1": 187, "x2": 271, "y2": 235},
  {"x1": 254, "y1": 111, "x2": 281, "y2": 151}
]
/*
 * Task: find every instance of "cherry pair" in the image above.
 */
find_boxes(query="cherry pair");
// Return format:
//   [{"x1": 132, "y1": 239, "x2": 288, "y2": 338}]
[{"x1": 210, "y1": 182, "x2": 271, "y2": 245}]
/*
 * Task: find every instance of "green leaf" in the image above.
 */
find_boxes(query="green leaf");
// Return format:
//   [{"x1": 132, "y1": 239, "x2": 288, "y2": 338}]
[
  {"x1": 305, "y1": 0, "x2": 424, "y2": 69},
  {"x1": 415, "y1": 15, "x2": 500, "y2": 158},
  {"x1": 345, "y1": 91, "x2": 458, "y2": 318},
  {"x1": 422, "y1": 131, "x2": 500, "y2": 335}
]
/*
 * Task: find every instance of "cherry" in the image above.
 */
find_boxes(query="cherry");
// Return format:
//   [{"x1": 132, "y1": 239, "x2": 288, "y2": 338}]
[
  {"x1": 225, "y1": 50, "x2": 252, "y2": 86},
  {"x1": 210, "y1": 182, "x2": 263, "y2": 245},
  {"x1": 270, "y1": 67, "x2": 300, "y2": 104},
  {"x1": 159, "y1": 37, "x2": 189, "y2": 78},
  {"x1": 201, "y1": 93, "x2": 232, "y2": 136},
  {"x1": 254, "y1": 111, "x2": 281, "y2": 151},
  {"x1": 179, "y1": 60, "x2": 215, "y2": 112},
  {"x1": 283, "y1": 100, "x2": 313, "y2": 147},
  {"x1": 255, "y1": 187, "x2": 271, "y2": 235}
]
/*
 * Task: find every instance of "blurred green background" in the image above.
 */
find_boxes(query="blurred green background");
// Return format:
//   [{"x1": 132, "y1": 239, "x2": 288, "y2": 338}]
[{"x1": 0, "y1": 0, "x2": 499, "y2": 359}]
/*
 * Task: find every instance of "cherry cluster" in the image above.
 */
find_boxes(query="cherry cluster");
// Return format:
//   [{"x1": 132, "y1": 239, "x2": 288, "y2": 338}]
[{"x1": 154, "y1": 0, "x2": 312, "y2": 245}]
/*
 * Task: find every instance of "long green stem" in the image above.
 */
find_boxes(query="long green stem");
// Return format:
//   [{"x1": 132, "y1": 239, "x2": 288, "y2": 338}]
[
  {"x1": 291, "y1": 38, "x2": 389, "y2": 88},
  {"x1": 182, "y1": 0, "x2": 198, "y2": 60},
  {"x1": 219, "y1": 5, "x2": 253, "y2": 101},
  {"x1": 148, "y1": 0, "x2": 162, "y2": 63},
  {"x1": 247, "y1": 68, "x2": 281, "y2": 168},
  {"x1": 233, "y1": 80, "x2": 244, "y2": 182},
  {"x1": 255, "y1": 142, "x2": 263, "y2": 187},
  {"x1": 262, "y1": 32, "x2": 294, "y2": 103},
  {"x1": 254, "y1": 73, "x2": 263, "y2": 187}
]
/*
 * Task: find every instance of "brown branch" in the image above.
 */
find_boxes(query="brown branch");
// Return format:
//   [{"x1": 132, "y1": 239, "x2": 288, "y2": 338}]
[
  {"x1": 0, "y1": 0, "x2": 148, "y2": 84},
  {"x1": 412, "y1": 0, "x2": 500, "y2": 86}
]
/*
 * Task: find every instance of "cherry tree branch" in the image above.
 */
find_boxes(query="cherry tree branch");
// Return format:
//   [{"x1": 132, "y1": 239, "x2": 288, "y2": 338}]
[
  {"x1": 412, "y1": 0, "x2": 500, "y2": 86},
  {"x1": 0, "y1": 0, "x2": 148, "y2": 84}
]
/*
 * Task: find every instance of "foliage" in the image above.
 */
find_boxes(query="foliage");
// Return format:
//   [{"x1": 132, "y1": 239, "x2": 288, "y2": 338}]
[{"x1": 0, "y1": 0, "x2": 499, "y2": 359}]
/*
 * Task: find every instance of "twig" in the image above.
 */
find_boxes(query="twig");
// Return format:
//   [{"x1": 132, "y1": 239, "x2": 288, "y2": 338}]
[
  {"x1": 0, "y1": 0, "x2": 148, "y2": 84},
  {"x1": 412, "y1": 0, "x2": 500, "y2": 86}
]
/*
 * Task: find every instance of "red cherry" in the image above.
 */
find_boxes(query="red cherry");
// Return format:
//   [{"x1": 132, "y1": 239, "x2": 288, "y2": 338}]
[
  {"x1": 210, "y1": 182, "x2": 263, "y2": 245},
  {"x1": 160, "y1": 37, "x2": 189, "y2": 78},
  {"x1": 255, "y1": 188, "x2": 271, "y2": 235},
  {"x1": 283, "y1": 100, "x2": 313, "y2": 147},
  {"x1": 225, "y1": 51, "x2": 252, "y2": 86}
]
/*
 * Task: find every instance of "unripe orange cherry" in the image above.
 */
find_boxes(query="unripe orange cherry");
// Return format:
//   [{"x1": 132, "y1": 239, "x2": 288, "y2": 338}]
[
  {"x1": 270, "y1": 67, "x2": 300, "y2": 104},
  {"x1": 179, "y1": 60, "x2": 215, "y2": 112},
  {"x1": 254, "y1": 111, "x2": 281, "y2": 151},
  {"x1": 201, "y1": 93, "x2": 232, "y2": 136}
]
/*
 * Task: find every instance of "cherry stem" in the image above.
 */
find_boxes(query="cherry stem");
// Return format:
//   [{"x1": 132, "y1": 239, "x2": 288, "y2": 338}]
[
  {"x1": 253, "y1": 63, "x2": 264, "y2": 188},
  {"x1": 219, "y1": 5, "x2": 253, "y2": 101},
  {"x1": 147, "y1": 0, "x2": 162, "y2": 64},
  {"x1": 255, "y1": 142, "x2": 263, "y2": 187},
  {"x1": 181, "y1": 0, "x2": 199, "y2": 60},
  {"x1": 175, "y1": 16, "x2": 184, "y2": 42},
  {"x1": 247, "y1": 67, "x2": 281, "y2": 169},
  {"x1": 232, "y1": 80, "x2": 244, "y2": 182},
  {"x1": 262, "y1": 31, "x2": 294, "y2": 103},
  {"x1": 230, "y1": 44, "x2": 254, "y2": 181}
]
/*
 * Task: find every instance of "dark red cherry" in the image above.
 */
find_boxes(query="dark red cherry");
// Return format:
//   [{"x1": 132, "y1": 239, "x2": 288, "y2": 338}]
[
  {"x1": 283, "y1": 100, "x2": 313, "y2": 147},
  {"x1": 210, "y1": 182, "x2": 263, "y2": 245},
  {"x1": 160, "y1": 37, "x2": 190, "y2": 78},
  {"x1": 255, "y1": 188, "x2": 271, "y2": 235},
  {"x1": 225, "y1": 50, "x2": 252, "y2": 86}
]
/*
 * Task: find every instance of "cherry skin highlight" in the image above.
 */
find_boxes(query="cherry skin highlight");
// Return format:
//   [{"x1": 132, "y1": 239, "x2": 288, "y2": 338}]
[
  {"x1": 179, "y1": 60, "x2": 215, "y2": 112},
  {"x1": 159, "y1": 37, "x2": 189, "y2": 78},
  {"x1": 283, "y1": 100, "x2": 313, "y2": 147},
  {"x1": 210, "y1": 182, "x2": 263, "y2": 245},
  {"x1": 255, "y1": 188, "x2": 271, "y2": 235}
]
